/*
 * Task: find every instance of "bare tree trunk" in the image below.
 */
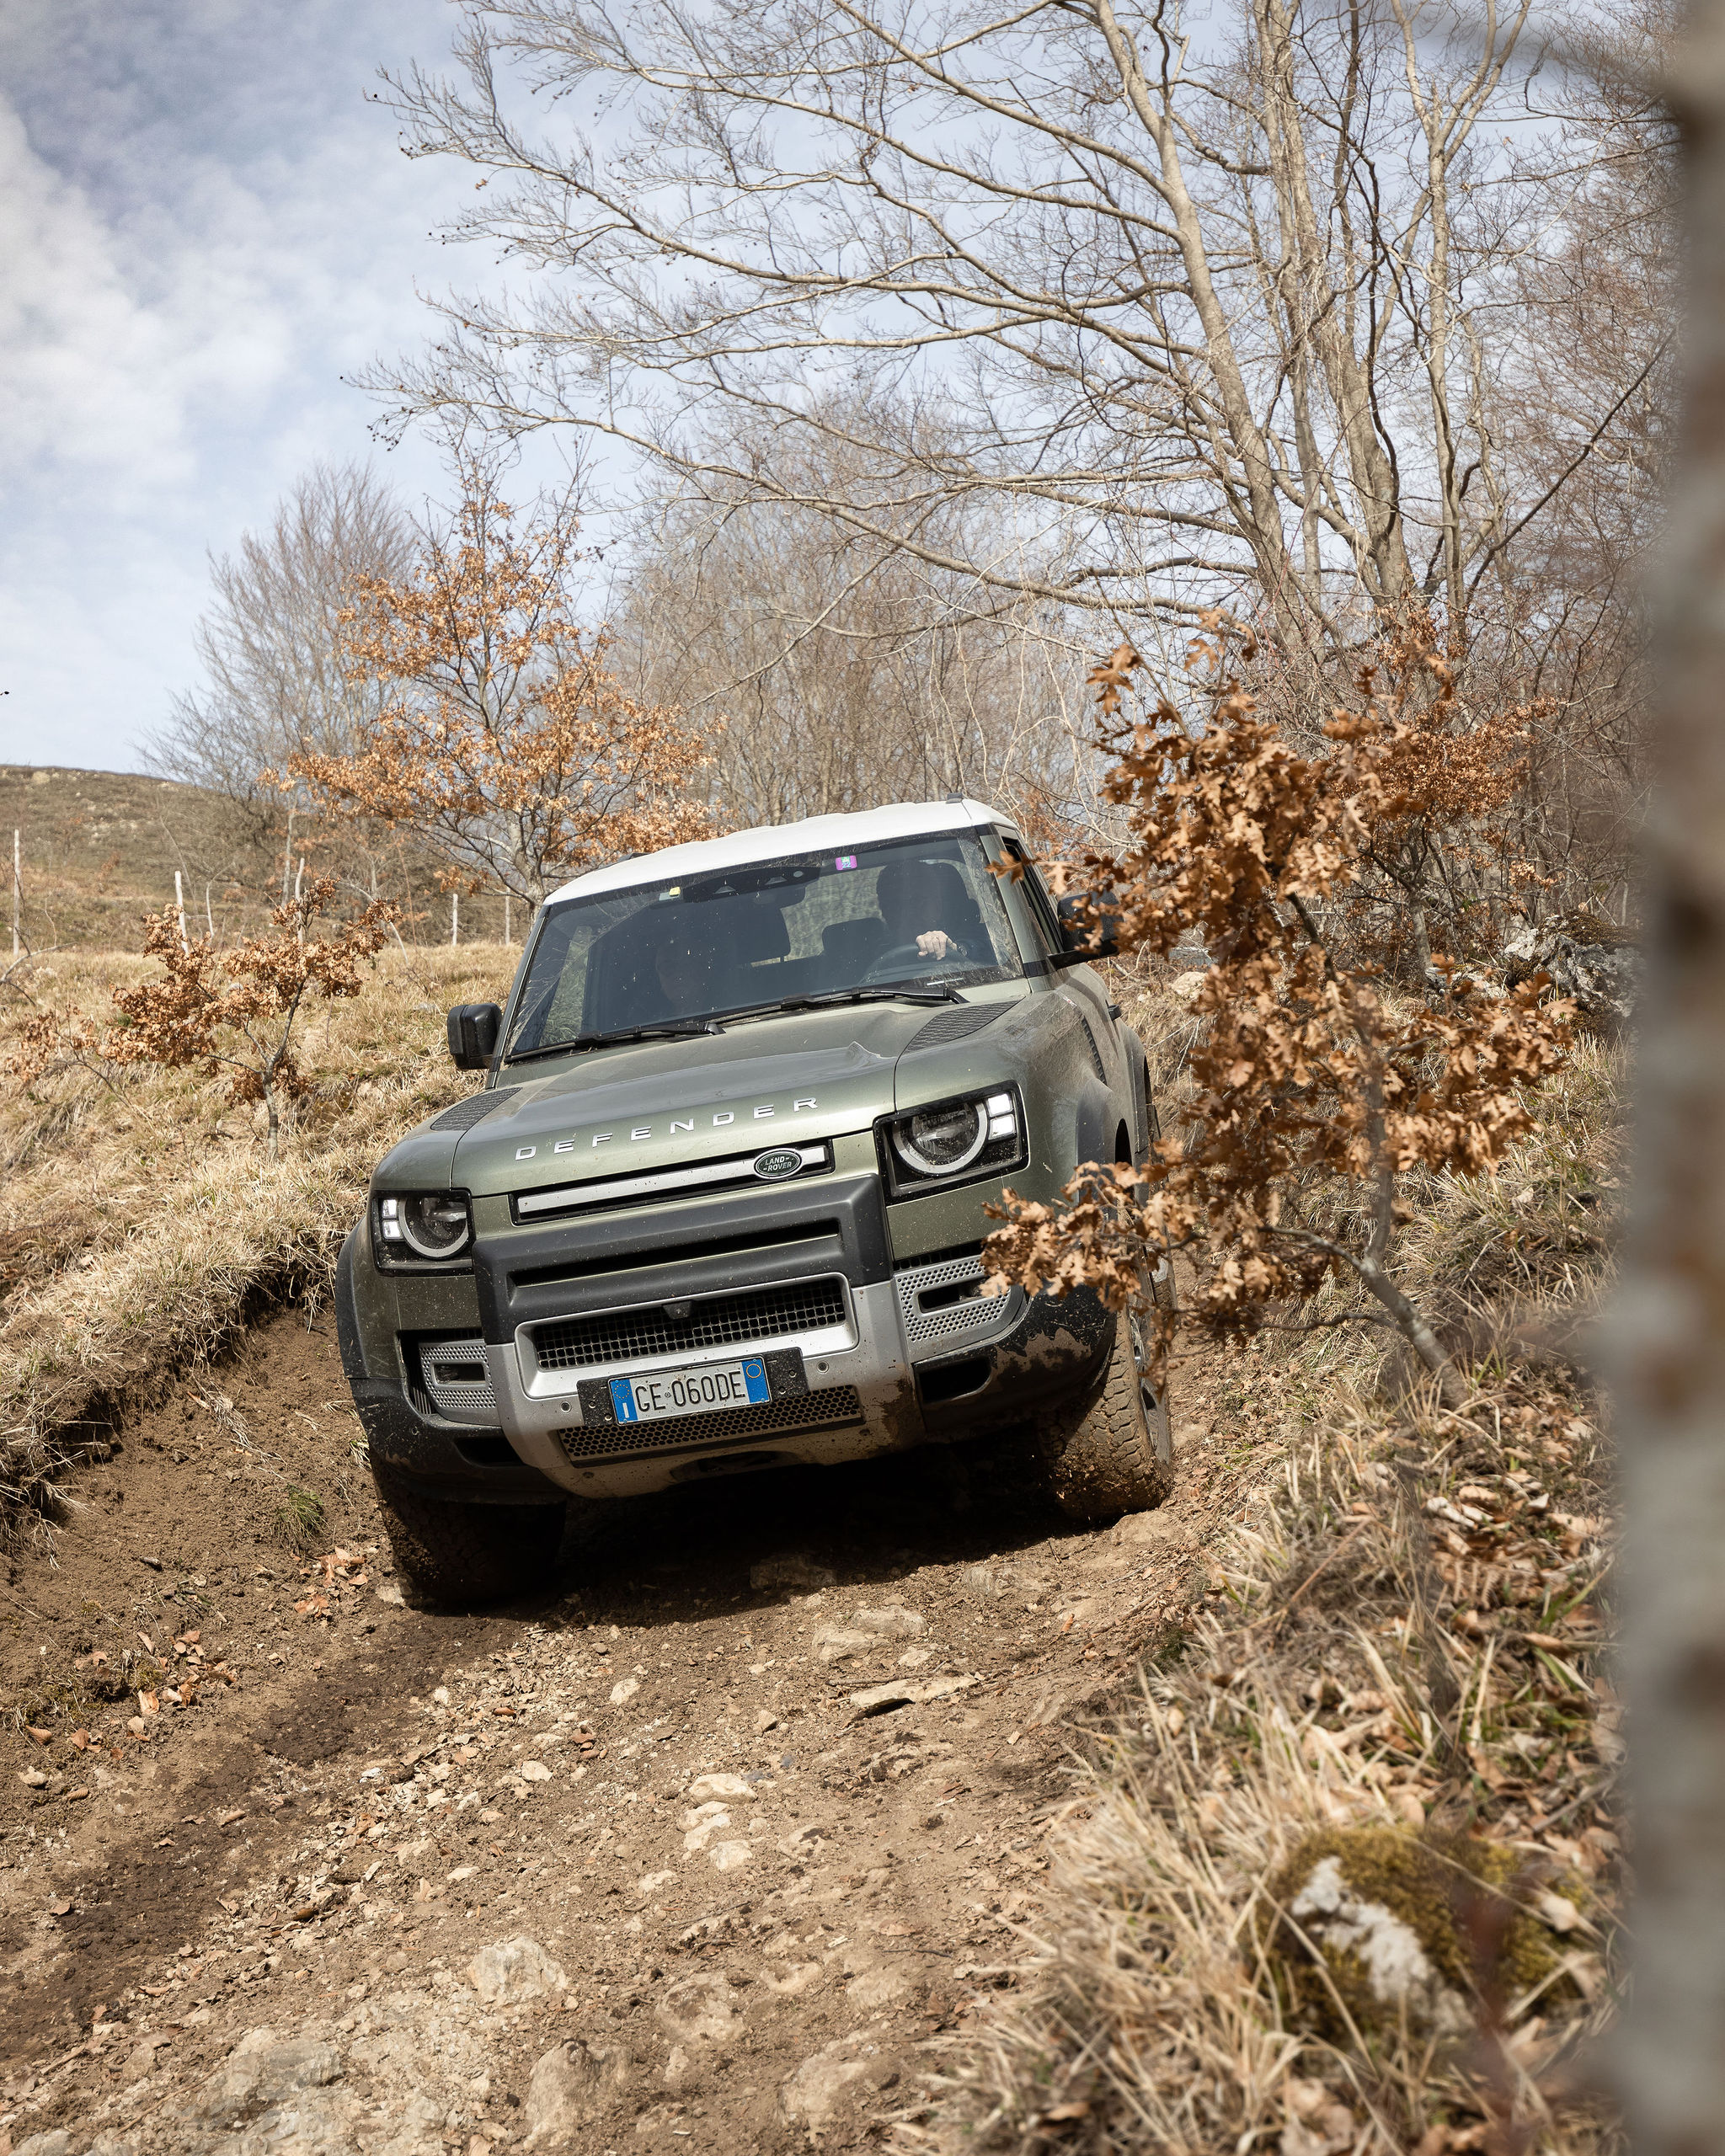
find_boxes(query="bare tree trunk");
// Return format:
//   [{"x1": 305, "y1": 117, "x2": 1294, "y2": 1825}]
[{"x1": 1619, "y1": 7, "x2": 1725, "y2": 2139}]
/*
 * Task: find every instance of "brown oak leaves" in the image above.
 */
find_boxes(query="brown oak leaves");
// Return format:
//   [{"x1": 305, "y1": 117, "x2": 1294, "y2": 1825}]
[
  {"x1": 285, "y1": 486, "x2": 713, "y2": 905},
  {"x1": 109, "y1": 879, "x2": 396, "y2": 1157},
  {"x1": 987, "y1": 618, "x2": 1571, "y2": 1380}
]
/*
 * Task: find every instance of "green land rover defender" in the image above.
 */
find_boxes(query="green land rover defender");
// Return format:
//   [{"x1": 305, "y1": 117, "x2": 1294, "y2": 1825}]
[{"x1": 334, "y1": 799, "x2": 1172, "y2": 1602}]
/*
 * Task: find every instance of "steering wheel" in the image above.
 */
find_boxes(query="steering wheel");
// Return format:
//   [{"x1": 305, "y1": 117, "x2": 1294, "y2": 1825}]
[{"x1": 862, "y1": 939, "x2": 967, "y2": 982}]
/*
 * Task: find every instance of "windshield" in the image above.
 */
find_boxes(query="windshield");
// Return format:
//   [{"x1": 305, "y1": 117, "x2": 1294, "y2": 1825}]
[{"x1": 504, "y1": 830, "x2": 1024, "y2": 1060}]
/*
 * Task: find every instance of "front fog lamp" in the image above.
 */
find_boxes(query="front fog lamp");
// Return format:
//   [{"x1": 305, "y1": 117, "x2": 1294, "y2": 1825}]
[
  {"x1": 886, "y1": 1087, "x2": 1023, "y2": 1188},
  {"x1": 378, "y1": 1191, "x2": 473, "y2": 1261}
]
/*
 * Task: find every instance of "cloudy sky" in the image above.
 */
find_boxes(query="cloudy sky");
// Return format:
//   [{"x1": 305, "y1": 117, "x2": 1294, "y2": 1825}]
[{"x1": 0, "y1": 0, "x2": 505, "y2": 775}]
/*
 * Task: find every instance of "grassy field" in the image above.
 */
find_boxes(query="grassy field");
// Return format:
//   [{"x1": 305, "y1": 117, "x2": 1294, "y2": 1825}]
[
  {"x1": 0, "y1": 763, "x2": 521, "y2": 951},
  {"x1": 0, "y1": 766, "x2": 286, "y2": 951},
  {"x1": 0, "y1": 941, "x2": 513, "y2": 1519}
]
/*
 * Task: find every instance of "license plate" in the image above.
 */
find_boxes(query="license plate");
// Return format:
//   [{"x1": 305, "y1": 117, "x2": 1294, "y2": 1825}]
[{"x1": 608, "y1": 1357, "x2": 771, "y2": 1425}]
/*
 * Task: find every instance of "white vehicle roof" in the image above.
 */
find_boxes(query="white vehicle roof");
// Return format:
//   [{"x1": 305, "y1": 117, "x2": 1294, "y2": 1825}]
[{"x1": 544, "y1": 798, "x2": 1015, "y2": 906}]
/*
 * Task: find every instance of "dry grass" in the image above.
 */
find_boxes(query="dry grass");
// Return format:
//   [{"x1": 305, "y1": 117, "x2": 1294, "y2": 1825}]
[
  {"x1": 909, "y1": 1001, "x2": 1625, "y2": 2156},
  {"x1": 1113, "y1": 962, "x2": 1208, "y2": 1120},
  {"x1": 909, "y1": 1369, "x2": 1621, "y2": 2155},
  {"x1": 0, "y1": 942, "x2": 513, "y2": 1527},
  {"x1": 1395, "y1": 1038, "x2": 1626, "y2": 1326}
]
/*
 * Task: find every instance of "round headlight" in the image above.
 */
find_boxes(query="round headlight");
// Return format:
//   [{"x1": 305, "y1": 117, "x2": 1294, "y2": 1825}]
[
  {"x1": 894, "y1": 1100, "x2": 988, "y2": 1177},
  {"x1": 398, "y1": 1191, "x2": 473, "y2": 1260}
]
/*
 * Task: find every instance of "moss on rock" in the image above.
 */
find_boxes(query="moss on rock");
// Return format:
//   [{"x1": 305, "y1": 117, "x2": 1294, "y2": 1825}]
[{"x1": 1261, "y1": 1825, "x2": 1580, "y2": 2039}]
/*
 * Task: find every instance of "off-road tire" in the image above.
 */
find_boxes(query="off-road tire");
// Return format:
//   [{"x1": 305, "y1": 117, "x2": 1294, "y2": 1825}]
[
  {"x1": 1034, "y1": 1300, "x2": 1172, "y2": 1524},
  {"x1": 371, "y1": 1460, "x2": 564, "y2": 1606}
]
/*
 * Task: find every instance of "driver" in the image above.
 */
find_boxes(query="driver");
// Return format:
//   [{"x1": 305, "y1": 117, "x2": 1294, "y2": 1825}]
[{"x1": 875, "y1": 858, "x2": 967, "y2": 963}]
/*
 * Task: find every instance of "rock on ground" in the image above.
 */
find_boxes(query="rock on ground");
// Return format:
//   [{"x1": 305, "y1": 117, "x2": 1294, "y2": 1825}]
[
  {"x1": 748, "y1": 1553, "x2": 836, "y2": 1589},
  {"x1": 186, "y1": 2030, "x2": 344, "y2": 2127},
  {"x1": 654, "y1": 1972, "x2": 744, "y2": 2050},
  {"x1": 778, "y1": 2032, "x2": 882, "y2": 2128},
  {"x1": 466, "y1": 1935, "x2": 569, "y2": 2005},
  {"x1": 686, "y1": 1772, "x2": 752, "y2": 1801},
  {"x1": 525, "y1": 2037, "x2": 632, "y2": 2143},
  {"x1": 850, "y1": 1605, "x2": 926, "y2": 1638},
  {"x1": 1503, "y1": 919, "x2": 1638, "y2": 1032}
]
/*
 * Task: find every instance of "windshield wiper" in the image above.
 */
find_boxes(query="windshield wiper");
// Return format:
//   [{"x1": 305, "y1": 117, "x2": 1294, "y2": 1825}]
[
  {"x1": 505, "y1": 1018, "x2": 725, "y2": 1064},
  {"x1": 720, "y1": 985, "x2": 964, "y2": 1023},
  {"x1": 504, "y1": 986, "x2": 957, "y2": 1061}
]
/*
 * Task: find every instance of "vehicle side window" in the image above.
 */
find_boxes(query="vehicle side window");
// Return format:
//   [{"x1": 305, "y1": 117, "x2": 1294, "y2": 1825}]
[{"x1": 1001, "y1": 837, "x2": 1065, "y2": 955}]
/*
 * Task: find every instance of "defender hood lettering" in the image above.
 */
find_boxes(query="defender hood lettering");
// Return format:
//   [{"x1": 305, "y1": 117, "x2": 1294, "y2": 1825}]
[
  {"x1": 374, "y1": 993, "x2": 1029, "y2": 1196},
  {"x1": 452, "y1": 1011, "x2": 906, "y2": 1196}
]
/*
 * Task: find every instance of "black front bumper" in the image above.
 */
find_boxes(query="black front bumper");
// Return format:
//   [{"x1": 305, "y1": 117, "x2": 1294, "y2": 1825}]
[{"x1": 334, "y1": 1231, "x2": 566, "y2": 1507}]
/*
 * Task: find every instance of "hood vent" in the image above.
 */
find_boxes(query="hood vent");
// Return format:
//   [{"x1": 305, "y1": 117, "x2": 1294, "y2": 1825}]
[
  {"x1": 905, "y1": 1004, "x2": 1003, "y2": 1053},
  {"x1": 430, "y1": 1086, "x2": 521, "y2": 1133}
]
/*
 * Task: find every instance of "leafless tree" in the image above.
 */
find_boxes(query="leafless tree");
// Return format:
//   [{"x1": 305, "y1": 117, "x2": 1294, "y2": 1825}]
[
  {"x1": 147, "y1": 462, "x2": 412, "y2": 827},
  {"x1": 365, "y1": 0, "x2": 1633, "y2": 677},
  {"x1": 614, "y1": 419, "x2": 1099, "y2": 837},
  {"x1": 1480, "y1": 0, "x2": 1677, "y2": 914}
]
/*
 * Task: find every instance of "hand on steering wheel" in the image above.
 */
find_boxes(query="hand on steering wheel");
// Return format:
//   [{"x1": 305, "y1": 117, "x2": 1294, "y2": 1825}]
[{"x1": 863, "y1": 938, "x2": 966, "y2": 980}]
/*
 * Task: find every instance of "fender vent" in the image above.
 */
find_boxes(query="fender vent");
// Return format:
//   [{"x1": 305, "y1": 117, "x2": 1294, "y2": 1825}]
[
  {"x1": 896, "y1": 1252, "x2": 1012, "y2": 1346},
  {"x1": 429, "y1": 1086, "x2": 521, "y2": 1133},
  {"x1": 417, "y1": 1335, "x2": 498, "y2": 1420},
  {"x1": 1077, "y1": 1017, "x2": 1107, "y2": 1082}
]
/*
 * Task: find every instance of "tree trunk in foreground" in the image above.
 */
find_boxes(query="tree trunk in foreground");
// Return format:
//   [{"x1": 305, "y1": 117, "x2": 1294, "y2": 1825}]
[{"x1": 1620, "y1": 5, "x2": 1725, "y2": 2140}]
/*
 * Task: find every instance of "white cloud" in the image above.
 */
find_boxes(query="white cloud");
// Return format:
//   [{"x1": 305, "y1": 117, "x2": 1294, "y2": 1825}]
[
  {"x1": 0, "y1": 99, "x2": 298, "y2": 489},
  {"x1": 0, "y1": 0, "x2": 477, "y2": 771}
]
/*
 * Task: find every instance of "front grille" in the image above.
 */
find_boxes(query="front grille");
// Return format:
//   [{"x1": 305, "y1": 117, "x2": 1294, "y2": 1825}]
[
  {"x1": 531, "y1": 1277, "x2": 849, "y2": 1372},
  {"x1": 557, "y1": 1386, "x2": 862, "y2": 1460}
]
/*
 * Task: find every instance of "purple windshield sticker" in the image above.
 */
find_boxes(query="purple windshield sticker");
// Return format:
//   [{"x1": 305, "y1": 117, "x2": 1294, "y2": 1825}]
[{"x1": 834, "y1": 854, "x2": 857, "y2": 871}]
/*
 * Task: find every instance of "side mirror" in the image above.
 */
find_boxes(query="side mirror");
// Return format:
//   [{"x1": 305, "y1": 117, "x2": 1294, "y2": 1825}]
[
  {"x1": 1056, "y1": 892, "x2": 1120, "y2": 959},
  {"x1": 447, "y1": 1002, "x2": 503, "y2": 1070}
]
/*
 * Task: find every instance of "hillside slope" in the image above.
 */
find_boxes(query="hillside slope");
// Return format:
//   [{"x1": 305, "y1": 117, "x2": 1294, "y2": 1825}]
[
  {"x1": 1, "y1": 766, "x2": 519, "y2": 952},
  {"x1": 0, "y1": 767, "x2": 282, "y2": 952}
]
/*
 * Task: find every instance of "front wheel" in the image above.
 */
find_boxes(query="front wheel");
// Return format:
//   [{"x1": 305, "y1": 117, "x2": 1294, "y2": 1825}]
[
  {"x1": 1033, "y1": 1301, "x2": 1172, "y2": 1524},
  {"x1": 371, "y1": 1460, "x2": 564, "y2": 1606}
]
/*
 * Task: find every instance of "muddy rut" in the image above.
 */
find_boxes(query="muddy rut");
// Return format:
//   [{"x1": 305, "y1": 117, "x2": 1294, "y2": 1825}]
[{"x1": 0, "y1": 1311, "x2": 1247, "y2": 2155}]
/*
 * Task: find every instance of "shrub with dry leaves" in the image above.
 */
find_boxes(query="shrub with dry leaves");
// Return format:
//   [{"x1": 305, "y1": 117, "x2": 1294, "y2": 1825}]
[
  {"x1": 985, "y1": 616, "x2": 1572, "y2": 1396},
  {"x1": 286, "y1": 478, "x2": 713, "y2": 905},
  {"x1": 109, "y1": 878, "x2": 396, "y2": 1156}
]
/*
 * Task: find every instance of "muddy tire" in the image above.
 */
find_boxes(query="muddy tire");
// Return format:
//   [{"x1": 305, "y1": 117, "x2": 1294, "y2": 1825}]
[
  {"x1": 371, "y1": 1461, "x2": 564, "y2": 1605},
  {"x1": 1033, "y1": 1299, "x2": 1172, "y2": 1524}
]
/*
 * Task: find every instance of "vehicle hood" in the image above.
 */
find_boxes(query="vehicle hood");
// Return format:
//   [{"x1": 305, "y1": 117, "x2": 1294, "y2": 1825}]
[{"x1": 373, "y1": 992, "x2": 1026, "y2": 1198}]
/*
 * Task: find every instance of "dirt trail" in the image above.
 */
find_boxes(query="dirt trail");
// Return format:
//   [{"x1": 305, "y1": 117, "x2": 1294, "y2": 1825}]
[{"x1": 0, "y1": 1311, "x2": 1248, "y2": 2155}]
